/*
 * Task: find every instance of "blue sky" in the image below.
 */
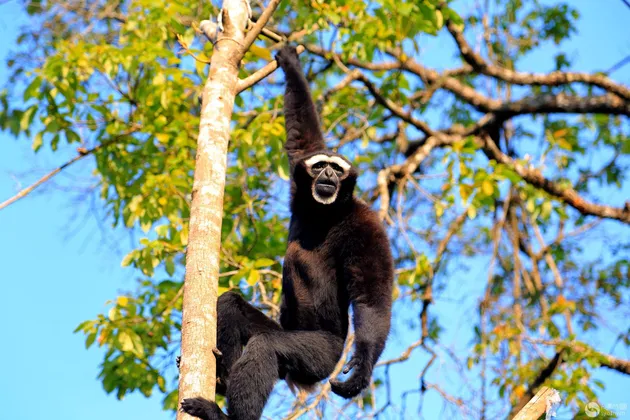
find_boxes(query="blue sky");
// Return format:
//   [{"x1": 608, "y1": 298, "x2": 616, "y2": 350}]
[
  {"x1": 0, "y1": 4, "x2": 171, "y2": 419},
  {"x1": 0, "y1": 1, "x2": 629, "y2": 419}
]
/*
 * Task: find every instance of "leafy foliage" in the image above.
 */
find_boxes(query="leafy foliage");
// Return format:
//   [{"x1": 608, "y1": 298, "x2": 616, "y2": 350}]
[{"x1": 1, "y1": 0, "x2": 628, "y2": 418}]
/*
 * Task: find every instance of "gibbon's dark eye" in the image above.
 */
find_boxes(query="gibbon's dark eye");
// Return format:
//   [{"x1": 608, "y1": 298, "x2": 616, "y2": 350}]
[
  {"x1": 330, "y1": 163, "x2": 344, "y2": 175},
  {"x1": 312, "y1": 161, "x2": 327, "y2": 172}
]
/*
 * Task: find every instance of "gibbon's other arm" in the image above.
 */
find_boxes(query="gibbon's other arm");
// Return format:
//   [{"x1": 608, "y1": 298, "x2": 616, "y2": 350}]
[
  {"x1": 330, "y1": 228, "x2": 394, "y2": 399},
  {"x1": 330, "y1": 301, "x2": 391, "y2": 398},
  {"x1": 275, "y1": 46, "x2": 326, "y2": 168}
]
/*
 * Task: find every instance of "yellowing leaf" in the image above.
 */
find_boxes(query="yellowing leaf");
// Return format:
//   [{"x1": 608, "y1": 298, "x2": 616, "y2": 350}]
[
  {"x1": 108, "y1": 307, "x2": 119, "y2": 321},
  {"x1": 180, "y1": 227, "x2": 189, "y2": 246},
  {"x1": 553, "y1": 128, "x2": 568, "y2": 138},
  {"x1": 118, "y1": 331, "x2": 134, "y2": 352},
  {"x1": 153, "y1": 74, "x2": 166, "y2": 86},
  {"x1": 254, "y1": 258, "x2": 275, "y2": 268},
  {"x1": 32, "y1": 132, "x2": 43, "y2": 152},
  {"x1": 249, "y1": 45, "x2": 272, "y2": 61},
  {"x1": 481, "y1": 180, "x2": 494, "y2": 196},
  {"x1": 557, "y1": 138, "x2": 573, "y2": 151},
  {"x1": 278, "y1": 164, "x2": 289, "y2": 181},
  {"x1": 435, "y1": 10, "x2": 444, "y2": 29},
  {"x1": 247, "y1": 269, "x2": 260, "y2": 286},
  {"x1": 459, "y1": 184, "x2": 472, "y2": 203},
  {"x1": 157, "y1": 376, "x2": 166, "y2": 392},
  {"x1": 121, "y1": 252, "x2": 135, "y2": 267},
  {"x1": 155, "y1": 133, "x2": 170, "y2": 143}
]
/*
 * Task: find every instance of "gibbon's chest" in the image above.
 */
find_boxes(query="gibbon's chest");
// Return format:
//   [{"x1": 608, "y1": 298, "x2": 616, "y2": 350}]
[
  {"x1": 284, "y1": 240, "x2": 338, "y2": 288},
  {"x1": 283, "y1": 239, "x2": 342, "y2": 328}
]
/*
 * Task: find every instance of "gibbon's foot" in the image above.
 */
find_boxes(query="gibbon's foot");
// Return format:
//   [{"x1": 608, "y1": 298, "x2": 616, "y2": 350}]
[
  {"x1": 176, "y1": 355, "x2": 181, "y2": 369},
  {"x1": 215, "y1": 377, "x2": 227, "y2": 396},
  {"x1": 180, "y1": 397, "x2": 228, "y2": 420},
  {"x1": 329, "y1": 373, "x2": 370, "y2": 399},
  {"x1": 213, "y1": 347, "x2": 229, "y2": 395}
]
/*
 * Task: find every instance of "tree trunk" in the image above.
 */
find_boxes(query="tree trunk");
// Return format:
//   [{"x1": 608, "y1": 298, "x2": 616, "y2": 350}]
[{"x1": 176, "y1": 1, "x2": 250, "y2": 418}]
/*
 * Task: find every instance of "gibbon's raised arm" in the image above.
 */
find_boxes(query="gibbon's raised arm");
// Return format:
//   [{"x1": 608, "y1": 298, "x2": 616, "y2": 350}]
[{"x1": 275, "y1": 46, "x2": 326, "y2": 168}]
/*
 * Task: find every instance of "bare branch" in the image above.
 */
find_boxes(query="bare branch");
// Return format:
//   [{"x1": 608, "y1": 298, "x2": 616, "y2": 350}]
[
  {"x1": 354, "y1": 72, "x2": 434, "y2": 136},
  {"x1": 493, "y1": 93, "x2": 630, "y2": 117},
  {"x1": 445, "y1": 21, "x2": 630, "y2": 101},
  {"x1": 240, "y1": 0, "x2": 282, "y2": 58},
  {"x1": 376, "y1": 135, "x2": 455, "y2": 220},
  {"x1": 481, "y1": 134, "x2": 630, "y2": 224},
  {"x1": 509, "y1": 351, "x2": 564, "y2": 418},
  {"x1": 0, "y1": 134, "x2": 128, "y2": 211}
]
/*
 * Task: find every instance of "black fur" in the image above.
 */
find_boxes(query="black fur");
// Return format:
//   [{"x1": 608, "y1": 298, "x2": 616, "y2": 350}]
[{"x1": 180, "y1": 45, "x2": 394, "y2": 420}]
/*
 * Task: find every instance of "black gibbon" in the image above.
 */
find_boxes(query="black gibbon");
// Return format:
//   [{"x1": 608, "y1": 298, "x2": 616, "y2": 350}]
[{"x1": 180, "y1": 45, "x2": 394, "y2": 420}]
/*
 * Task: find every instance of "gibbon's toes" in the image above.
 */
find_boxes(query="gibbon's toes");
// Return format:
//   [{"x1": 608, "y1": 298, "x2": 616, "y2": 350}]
[
  {"x1": 342, "y1": 355, "x2": 361, "y2": 374},
  {"x1": 216, "y1": 377, "x2": 227, "y2": 396},
  {"x1": 180, "y1": 397, "x2": 214, "y2": 419},
  {"x1": 212, "y1": 347, "x2": 223, "y2": 359},
  {"x1": 330, "y1": 374, "x2": 369, "y2": 399},
  {"x1": 176, "y1": 355, "x2": 181, "y2": 369}
]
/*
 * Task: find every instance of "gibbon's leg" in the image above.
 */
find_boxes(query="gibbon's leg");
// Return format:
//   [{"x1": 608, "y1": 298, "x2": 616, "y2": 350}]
[
  {"x1": 182, "y1": 330, "x2": 344, "y2": 420},
  {"x1": 224, "y1": 331, "x2": 344, "y2": 420},
  {"x1": 181, "y1": 294, "x2": 283, "y2": 420},
  {"x1": 216, "y1": 292, "x2": 281, "y2": 385}
]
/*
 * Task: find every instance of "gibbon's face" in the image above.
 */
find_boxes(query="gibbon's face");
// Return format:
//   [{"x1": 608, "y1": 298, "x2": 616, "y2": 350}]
[{"x1": 302, "y1": 153, "x2": 354, "y2": 205}]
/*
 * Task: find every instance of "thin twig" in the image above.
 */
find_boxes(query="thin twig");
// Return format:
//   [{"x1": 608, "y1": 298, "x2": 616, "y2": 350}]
[{"x1": 0, "y1": 133, "x2": 130, "y2": 211}]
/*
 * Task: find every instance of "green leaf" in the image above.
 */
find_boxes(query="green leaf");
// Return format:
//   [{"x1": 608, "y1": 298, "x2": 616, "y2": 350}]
[
  {"x1": 23, "y1": 76, "x2": 42, "y2": 100},
  {"x1": 130, "y1": 331, "x2": 144, "y2": 357},
  {"x1": 74, "y1": 320, "x2": 93, "y2": 333},
  {"x1": 165, "y1": 258, "x2": 175, "y2": 276},
  {"x1": 86, "y1": 332, "x2": 97, "y2": 349},
  {"x1": 65, "y1": 129, "x2": 81, "y2": 144},
  {"x1": 253, "y1": 258, "x2": 275, "y2": 268},
  {"x1": 155, "y1": 224, "x2": 169, "y2": 236}
]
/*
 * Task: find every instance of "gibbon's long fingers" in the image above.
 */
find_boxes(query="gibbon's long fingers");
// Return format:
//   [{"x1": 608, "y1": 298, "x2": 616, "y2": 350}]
[{"x1": 342, "y1": 355, "x2": 360, "y2": 374}]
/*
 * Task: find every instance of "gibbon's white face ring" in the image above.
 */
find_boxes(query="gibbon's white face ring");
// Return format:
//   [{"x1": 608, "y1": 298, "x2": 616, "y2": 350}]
[
  {"x1": 303, "y1": 154, "x2": 352, "y2": 179},
  {"x1": 304, "y1": 154, "x2": 352, "y2": 205}
]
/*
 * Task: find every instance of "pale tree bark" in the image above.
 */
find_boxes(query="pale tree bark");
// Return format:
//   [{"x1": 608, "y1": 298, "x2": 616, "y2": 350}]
[{"x1": 177, "y1": 1, "x2": 280, "y2": 419}]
